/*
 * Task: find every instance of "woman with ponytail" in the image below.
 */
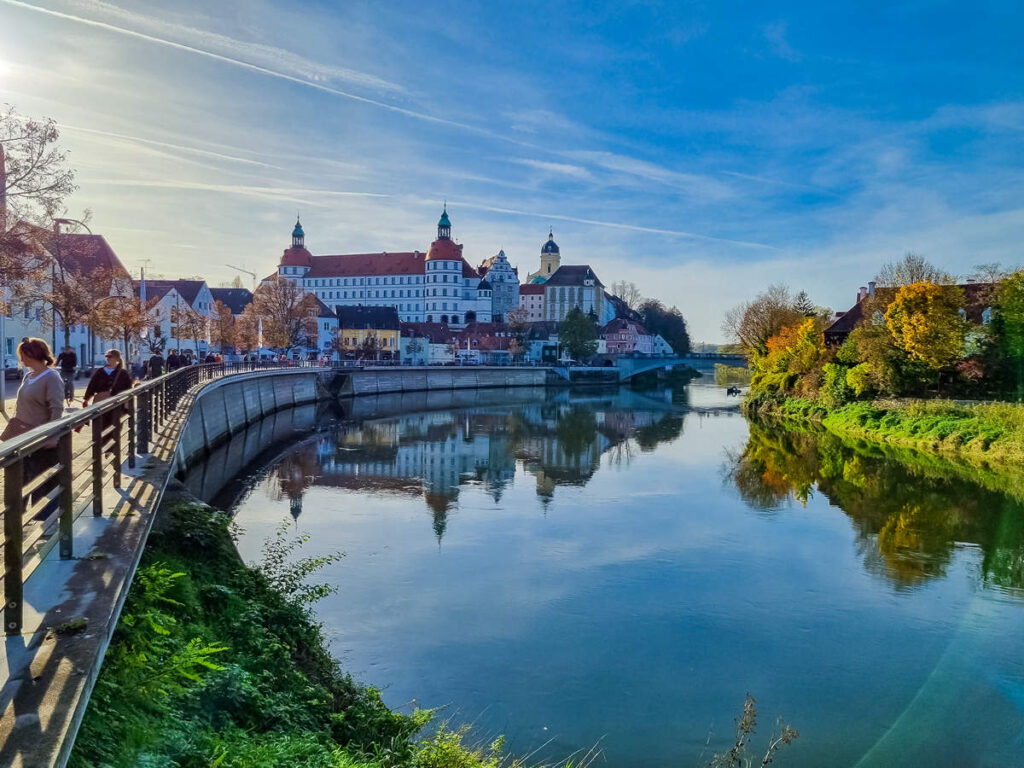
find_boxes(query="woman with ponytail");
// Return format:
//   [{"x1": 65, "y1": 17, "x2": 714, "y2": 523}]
[
  {"x1": 84, "y1": 349, "x2": 133, "y2": 450},
  {"x1": 83, "y1": 349, "x2": 132, "y2": 406}
]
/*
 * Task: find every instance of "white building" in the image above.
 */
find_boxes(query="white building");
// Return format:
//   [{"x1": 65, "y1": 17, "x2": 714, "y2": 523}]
[
  {"x1": 477, "y1": 249, "x2": 520, "y2": 322},
  {"x1": 2, "y1": 230, "x2": 133, "y2": 366},
  {"x1": 134, "y1": 279, "x2": 214, "y2": 356},
  {"x1": 543, "y1": 265, "x2": 605, "y2": 323},
  {"x1": 519, "y1": 283, "x2": 545, "y2": 322},
  {"x1": 274, "y1": 208, "x2": 495, "y2": 330}
]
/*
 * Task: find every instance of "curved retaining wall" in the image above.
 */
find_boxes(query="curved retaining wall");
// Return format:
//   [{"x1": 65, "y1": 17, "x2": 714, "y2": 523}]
[
  {"x1": 173, "y1": 366, "x2": 553, "y2": 473},
  {"x1": 174, "y1": 369, "x2": 328, "y2": 472}
]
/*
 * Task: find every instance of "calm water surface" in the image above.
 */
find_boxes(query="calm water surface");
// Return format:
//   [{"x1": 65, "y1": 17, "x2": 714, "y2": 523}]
[{"x1": 220, "y1": 383, "x2": 1024, "y2": 767}]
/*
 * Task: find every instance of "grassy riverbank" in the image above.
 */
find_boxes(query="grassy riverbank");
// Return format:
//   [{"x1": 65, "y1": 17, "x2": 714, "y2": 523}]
[
  {"x1": 69, "y1": 500, "x2": 512, "y2": 768},
  {"x1": 745, "y1": 393, "x2": 1024, "y2": 468}
]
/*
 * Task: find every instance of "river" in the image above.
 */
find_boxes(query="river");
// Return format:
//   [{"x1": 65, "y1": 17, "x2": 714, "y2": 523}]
[{"x1": 211, "y1": 381, "x2": 1024, "y2": 767}]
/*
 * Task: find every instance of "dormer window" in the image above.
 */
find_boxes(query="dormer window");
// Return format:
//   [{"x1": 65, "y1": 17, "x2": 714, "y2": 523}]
[{"x1": 871, "y1": 310, "x2": 884, "y2": 326}]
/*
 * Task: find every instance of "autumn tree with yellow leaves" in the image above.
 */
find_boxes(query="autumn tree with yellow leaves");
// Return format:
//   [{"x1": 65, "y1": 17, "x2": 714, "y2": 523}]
[{"x1": 884, "y1": 282, "x2": 965, "y2": 376}]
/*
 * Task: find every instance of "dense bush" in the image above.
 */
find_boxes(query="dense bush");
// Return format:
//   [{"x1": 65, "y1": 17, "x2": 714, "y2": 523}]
[{"x1": 70, "y1": 502, "x2": 518, "y2": 768}]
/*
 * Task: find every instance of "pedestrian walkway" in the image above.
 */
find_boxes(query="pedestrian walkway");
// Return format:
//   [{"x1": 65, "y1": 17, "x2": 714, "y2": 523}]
[{"x1": 0, "y1": 367, "x2": 216, "y2": 768}]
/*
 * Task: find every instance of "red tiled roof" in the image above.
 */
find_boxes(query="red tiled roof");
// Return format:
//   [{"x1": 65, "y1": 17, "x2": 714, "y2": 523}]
[
  {"x1": 455, "y1": 322, "x2": 512, "y2": 351},
  {"x1": 302, "y1": 251, "x2": 424, "y2": 278},
  {"x1": 281, "y1": 246, "x2": 313, "y2": 267},
  {"x1": 601, "y1": 317, "x2": 647, "y2": 336},
  {"x1": 519, "y1": 284, "x2": 544, "y2": 295},
  {"x1": 51, "y1": 234, "x2": 131, "y2": 279},
  {"x1": 425, "y1": 238, "x2": 461, "y2": 262}
]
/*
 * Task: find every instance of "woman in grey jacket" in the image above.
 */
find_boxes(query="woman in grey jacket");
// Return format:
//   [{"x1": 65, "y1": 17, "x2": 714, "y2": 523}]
[{"x1": 4, "y1": 338, "x2": 64, "y2": 519}]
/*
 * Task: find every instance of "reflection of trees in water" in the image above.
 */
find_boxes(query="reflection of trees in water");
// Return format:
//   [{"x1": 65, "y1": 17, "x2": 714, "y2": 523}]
[
  {"x1": 555, "y1": 409, "x2": 598, "y2": 460},
  {"x1": 634, "y1": 415, "x2": 684, "y2": 452},
  {"x1": 728, "y1": 423, "x2": 1024, "y2": 591}
]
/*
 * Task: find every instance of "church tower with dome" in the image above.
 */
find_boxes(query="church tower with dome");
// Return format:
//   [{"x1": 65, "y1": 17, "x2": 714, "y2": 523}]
[{"x1": 527, "y1": 229, "x2": 561, "y2": 284}]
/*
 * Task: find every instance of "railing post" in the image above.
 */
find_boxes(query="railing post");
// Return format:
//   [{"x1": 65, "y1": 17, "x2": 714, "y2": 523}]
[
  {"x1": 126, "y1": 396, "x2": 136, "y2": 469},
  {"x1": 112, "y1": 413, "x2": 122, "y2": 489},
  {"x1": 58, "y1": 432, "x2": 73, "y2": 559},
  {"x1": 91, "y1": 418, "x2": 104, "y2": 516},
  {"x1": 4, "y1": 459, "x2": 24, "y2": 635},
  {"x1": 138, "y1": 389, "x2": 151, "y2": 454}
]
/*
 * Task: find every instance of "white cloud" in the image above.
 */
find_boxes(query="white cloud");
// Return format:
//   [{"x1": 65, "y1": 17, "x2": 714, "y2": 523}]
[
  {"x1": 762, "y1": 21, "x2": 802, "y2": 62},
  {"x1": 66, "y1": 0, "x2": 406, "y2": 95},
  {"x1": 508, "y1": 158, "x2": 592, "y2": 180},
  {"x1": 569, "y1": 150, "x2": 735, "y2": 200}
]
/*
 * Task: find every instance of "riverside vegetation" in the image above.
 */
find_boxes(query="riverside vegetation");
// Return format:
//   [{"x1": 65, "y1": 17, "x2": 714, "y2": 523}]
[
  {"x1": 70, "y1": 499, "x2": 799, "y2": 767},
  {"x1": 69, "y1": 500, "x2": 519, "y2": 768},
  {"x1": 725, "y1": 255, "x2": 1024, "y2": 465}
]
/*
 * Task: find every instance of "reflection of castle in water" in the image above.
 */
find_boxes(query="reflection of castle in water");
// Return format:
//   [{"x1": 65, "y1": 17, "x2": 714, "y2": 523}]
[{"x1": 272, "y1": 390, "x2": 683, "y2": 540}]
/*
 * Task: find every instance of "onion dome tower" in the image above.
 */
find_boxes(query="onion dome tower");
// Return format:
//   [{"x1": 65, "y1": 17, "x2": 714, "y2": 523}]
[
  {"x1": 280, "y1": 214, "x2": 313, "y2": 277},
  {"x1": 425, "y1": 204, "x2": 466, "y2": 325}
]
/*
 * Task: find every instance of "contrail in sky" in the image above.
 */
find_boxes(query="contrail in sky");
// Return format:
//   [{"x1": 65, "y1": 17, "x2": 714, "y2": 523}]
[
  {"x1": 444, "y1": 199, "x2": 779, "y2": 250},
  {"x1": 61, "y1": 124, "x2": 282, "y2": 169},
  {"x1": 1, "y1": 0, "x2": 533, "y2": 146}
]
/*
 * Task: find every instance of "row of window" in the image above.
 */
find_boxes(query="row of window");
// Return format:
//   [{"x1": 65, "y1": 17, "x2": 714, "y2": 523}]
[
  {"x1": 341, "y1": 336, "x2": 395, "y2": 347},
  {"x1": 307, "y1": 275, "x2": 425, "y2": 287},
  {"x1": 317, "y1": 289, "x2": 422, "y2": 299}
]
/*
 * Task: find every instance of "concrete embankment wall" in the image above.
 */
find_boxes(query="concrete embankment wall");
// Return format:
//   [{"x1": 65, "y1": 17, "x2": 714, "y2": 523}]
[
  {"x1": 174, "y1": 369, "x2": 327, "y2": 472},
  {"x1": 173, "y1": 367, "x2": 553, "y2": 473},
  {"x1": 338, "y1": 366, "x2": 549, "y2": 397}
]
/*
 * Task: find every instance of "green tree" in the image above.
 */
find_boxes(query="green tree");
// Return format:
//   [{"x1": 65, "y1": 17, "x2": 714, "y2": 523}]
[
  {"x1": 558, "y1": 306, "x2": 598, "y2": 361},
  {"x1": 884, "y1": 282, "x2": 965, "y2": 379},
  {"x1": 793, "y1": 290, "x2": 818, "y2": 317},
  {"x1": 638, "y1": 299, "x2": 691, "y2": 354},
  {"x1": 994, "y1": 270, "x2": 1024, "y2": 400}
]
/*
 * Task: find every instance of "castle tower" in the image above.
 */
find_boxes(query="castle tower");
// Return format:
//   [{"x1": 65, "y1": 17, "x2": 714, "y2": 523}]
[{"x1": 528, "y1": 228, "x2": 561, "y2": 284}]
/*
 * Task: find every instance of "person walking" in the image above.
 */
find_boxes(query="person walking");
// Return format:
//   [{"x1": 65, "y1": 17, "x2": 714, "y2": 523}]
[
  {"x1": 166, "y1": 349, "x2": 181, "y2": 372},
  {"x1": 83, "y1": 349, "x2": 133, "y2": 451},
  {"x1": 55, "y1": 345, "x2": 77, "y2": 402},
  {"x1": 2, "y1": 338, "x2": 63, "y2": 441},
  {"x1": 1, "y1": 339, "x2": 64, "y2": 517},
  {"x1": 148, "y1": 349, "x2": 165, "y2": 379}
]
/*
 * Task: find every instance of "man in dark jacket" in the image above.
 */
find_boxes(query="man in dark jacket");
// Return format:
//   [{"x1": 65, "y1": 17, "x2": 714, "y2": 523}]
[
  {"x1": 56, "y1": 346, "x2": 77, "y2": 375},
  {"x1": 148, "y1": 350, "x2": 165, "y2": 378},
  {"x1": 166, "y1": 350, "x2": 181, "y2": 371}
]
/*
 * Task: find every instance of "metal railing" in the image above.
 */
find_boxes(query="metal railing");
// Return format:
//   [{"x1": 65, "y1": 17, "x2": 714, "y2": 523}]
[{"x1": 0, "y1": 360, "x2": 320, "y2": 636}]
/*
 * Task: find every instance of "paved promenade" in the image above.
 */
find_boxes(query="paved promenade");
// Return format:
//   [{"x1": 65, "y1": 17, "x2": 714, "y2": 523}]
[{"x1": 0, "y1": 374, "x2": 205, "y2": 768}]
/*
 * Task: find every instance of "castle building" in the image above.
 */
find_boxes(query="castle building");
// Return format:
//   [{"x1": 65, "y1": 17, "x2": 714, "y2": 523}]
[
  {"x1": 477, "y1": 249, "x2": 520, "y2": 322},
  {"x1": 543, "y1": 265, "x2": 605, "y2": 322},
  {"x1": 274, "y1": 207, "x2": 492, "y2": 329},
  {"x1": 519, "y1": 283, "x2": 545, "y2": 321},
  {"x1": 526, "y1": 230, "x2": 561, "y2": 284}
]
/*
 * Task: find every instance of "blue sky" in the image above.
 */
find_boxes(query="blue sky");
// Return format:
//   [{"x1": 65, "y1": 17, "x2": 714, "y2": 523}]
[{"x1": 1, "y1": 0, "x2": 1022, "y2": 341}]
